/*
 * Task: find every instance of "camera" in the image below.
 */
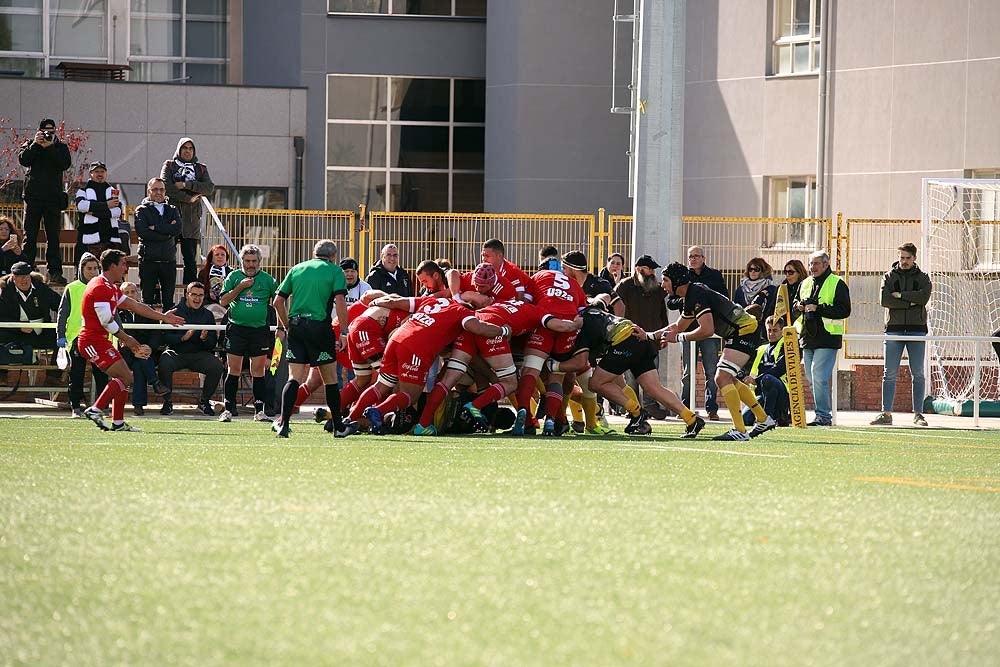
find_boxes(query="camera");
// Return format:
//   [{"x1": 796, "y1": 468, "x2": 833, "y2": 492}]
[
  {"x1": 41, "y1": 130, "x2": 54, "y2": 141},
  {"x1": 798, "y1": 296, "x2": 819, "y2": 321}
]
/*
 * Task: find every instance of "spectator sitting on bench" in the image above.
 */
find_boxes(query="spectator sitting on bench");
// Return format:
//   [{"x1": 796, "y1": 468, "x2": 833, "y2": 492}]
[
  {"x1": 158, "y1": 281, "x2": 224, "y2": 416},
  {"x1": 0, "y1": 261, "x2": 60, "y2": 351},
  {"x1": 0, "y1": 216, "x2": 28, "y2": 278}
]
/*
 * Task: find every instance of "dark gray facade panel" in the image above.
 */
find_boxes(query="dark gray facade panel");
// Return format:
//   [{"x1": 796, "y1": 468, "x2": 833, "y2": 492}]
[{"x1": 243, "y1": 0, "x2": 302, "y2": 86}]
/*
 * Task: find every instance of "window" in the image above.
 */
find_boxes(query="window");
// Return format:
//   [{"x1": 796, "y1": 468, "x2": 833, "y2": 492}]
[
  {"x1": 130, "y1": 0, "x2": 229, "y2": 84},
  {"x1": 327, "y1": 0, "x2": 486, "y2": 17},
  {"x1": 0, "y1": 0, "x2": 228, "y2": 81},
  {"x1": 768, "y1": 176, "x2": 820, "y2": 247},
  {"x1": 772, "y1": 0, "x2": 820, "y2": 75},
  {"x1": 326, "y1": 74, "x2": 485, "y2": 212}
]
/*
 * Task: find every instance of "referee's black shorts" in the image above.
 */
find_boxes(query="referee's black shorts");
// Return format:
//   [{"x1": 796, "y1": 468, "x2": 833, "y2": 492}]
[
  {"x1": 597, "y1": 337, "x2": 658, "y2": 377},
  {"x1": 224, "y1": 323, "x2": 272, "y2": 358},
  {"x1": 286, "y1": 318, "x2": 336, "y2": 367}
]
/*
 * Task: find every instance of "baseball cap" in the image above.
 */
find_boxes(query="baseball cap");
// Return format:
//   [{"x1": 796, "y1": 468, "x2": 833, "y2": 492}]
[
  {"x1": 89, "y1": 161, "x2": 107, "y2": 171},
  {"x1": 635, "y1": 254, "x2": 660, "y2": 270},
  {"x1": 339, "y1": 257, "x2": 359, "y2": 271},
  {"x1": 10, "y1": 261, "x2": 32, "y2": 276},
  {"x1": 562, "y1": 251, "x2": 588, "y2": 271},
  {"x1": 38, "y1": 118, "x2": 55, "y2": 130}
]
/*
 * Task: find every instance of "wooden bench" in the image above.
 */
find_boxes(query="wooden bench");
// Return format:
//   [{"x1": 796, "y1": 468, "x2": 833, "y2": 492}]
[{"x1": 0, "y1": 349, "x2": 66, "y2": 401}]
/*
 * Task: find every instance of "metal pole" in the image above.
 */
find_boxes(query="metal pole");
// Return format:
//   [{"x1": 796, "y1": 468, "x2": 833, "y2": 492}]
[
  {"x1": 974, "y1": 340, "x2": 981, "y2": 427},
  {"x1": 688, "y1": 338, "x2": 696, "y2": 410},
  {"x1": 831, "y1": 348, "x2": 838, "y2": 425},
  {"x1": 814, "y1": 0, "x2": 830, "y2": 217}
]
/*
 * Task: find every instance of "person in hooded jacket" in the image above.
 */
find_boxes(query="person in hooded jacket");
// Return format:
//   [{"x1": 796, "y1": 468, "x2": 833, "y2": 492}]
[
  {"x1": 160, "y1": 137, "x2": 215, "y2": 284},
  {"x1": 870, "y1": 242, "x2": 932, "y2": 427},
  {"x1": 135, "y1": 178, "x2": 183, "y2": 310},
  {"x1": 365, "y1": 243, "x2": 412, "y2": 297}
]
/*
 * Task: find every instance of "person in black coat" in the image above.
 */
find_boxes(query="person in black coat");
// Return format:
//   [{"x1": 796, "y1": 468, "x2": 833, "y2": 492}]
[
  {"x1": 18, "y1": 118, "x2": 72, "y2": 285},
  {"x1": 0, "y1": 261, "x2": 60, "y2": 348},
  {"x1": 135, "y1": 177, "x2": 183, "y2": 310},
  {"x1": 157, "y1": 281, "x2": 224, "y2": 416},
  {"x1": 365, "y1": 243, "x2": 413, "y2": 297}
]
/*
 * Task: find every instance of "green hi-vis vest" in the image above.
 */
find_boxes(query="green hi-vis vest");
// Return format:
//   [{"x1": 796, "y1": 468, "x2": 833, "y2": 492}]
[
  {"x1": 794, "y1": 273, "x2": 845, "y2": 335},
  {"x1": 751, "y1": 339, "x2": 788, "y2": 390},
  {"x1": 65, "y1": 280, "x2": 87, "y2": 345}
]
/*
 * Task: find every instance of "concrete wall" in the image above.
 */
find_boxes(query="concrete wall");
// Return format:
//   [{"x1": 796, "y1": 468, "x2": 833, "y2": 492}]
[
  {"x1": 0, "y1": 78, "x2": 305, "y2": 197},
  {"x1": 485, "y1": 1, "x2": 632, "y2": 215},
  {"x1": 684, "y1": 0, "x2": 1000, "y2": 220}
]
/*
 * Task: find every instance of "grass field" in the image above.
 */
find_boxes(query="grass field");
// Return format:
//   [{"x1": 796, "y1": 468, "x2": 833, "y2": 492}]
[{"x1": 2, "y1": 416, "x2": 999, "y2": 666}]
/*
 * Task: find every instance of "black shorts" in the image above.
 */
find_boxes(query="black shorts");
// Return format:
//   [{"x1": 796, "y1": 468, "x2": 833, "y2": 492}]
[
  {"x1": 724, "y1": 332, "x2": 759, "y2": 358},
  {"x1": 597, "y1": 337, "x2": 658, "y2": 377},
  {"x1": 224, "y1": 323, "x2": 272, "y2": 358},
  {"x1": 285, "y1": 318, "x2": 336, "y2": 367}
]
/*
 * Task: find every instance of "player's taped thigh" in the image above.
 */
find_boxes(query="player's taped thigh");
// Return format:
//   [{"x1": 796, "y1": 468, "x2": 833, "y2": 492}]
[
  {"x1": 353, "y1": 361, "x2": 373, "y2": 378},
  {"x1": 717, "y1": 358, "x2": 744, "y2": 378},
  {"x1": 576, "y1": 367, "x2": 596, "y2": 398},
  {"x1": 494, "y1": 363, "x2": 517, "y2": 379},
  {"x1": 522, "y1": 354, "x2": 546, "y2": 372},
  {"x1": 445, "y1": 357, "x2": 470, "y2": 375}
]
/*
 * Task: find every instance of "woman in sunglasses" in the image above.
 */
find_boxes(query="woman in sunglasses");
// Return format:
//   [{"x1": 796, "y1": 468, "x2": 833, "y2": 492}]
[
  {"x1": 780, "y1": 259, "x2": 808, "y2": 324},
  {"x1": 734, "y1": 258, "x2": 777, "y2": 344}
]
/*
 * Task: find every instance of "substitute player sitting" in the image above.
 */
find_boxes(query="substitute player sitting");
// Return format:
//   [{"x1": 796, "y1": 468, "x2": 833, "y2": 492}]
[
  {"x1": 80, "y1": 249, "x2": 185, "y2": 432},
  {"x1": 648, "y1": 263, "x2": 772, "y2": 442}
]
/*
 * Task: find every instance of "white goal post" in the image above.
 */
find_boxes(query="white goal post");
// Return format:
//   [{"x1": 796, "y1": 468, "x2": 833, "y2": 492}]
[{"x1": 921, "y1": 178, "x2": 1000, "y2": 405}]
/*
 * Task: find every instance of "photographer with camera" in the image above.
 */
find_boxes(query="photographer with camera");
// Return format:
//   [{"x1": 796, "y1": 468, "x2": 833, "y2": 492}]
[
  {"x1": 17, "y1": 119, "x2": 72, "y2": 286},
  {"x1": 794, "y1": 250, "x2": 851, "y2": 426}
]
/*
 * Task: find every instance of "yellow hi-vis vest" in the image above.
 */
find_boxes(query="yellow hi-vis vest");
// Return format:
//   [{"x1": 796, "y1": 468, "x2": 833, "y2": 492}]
[
  {"x1": 751, "y1": 339, "x2": 788, "y2": 391},
  {"x1": 794, "y1": 273, "x2": 845, "y2": 335},
  {"x1": 64, "y1": 280, "x2": 87, "y2": 345}
]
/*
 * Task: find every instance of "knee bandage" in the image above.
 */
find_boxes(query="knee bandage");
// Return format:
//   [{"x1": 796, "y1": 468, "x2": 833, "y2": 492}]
[{"x1": 718, "y1": 358, "x2": 743, "y2": 378}]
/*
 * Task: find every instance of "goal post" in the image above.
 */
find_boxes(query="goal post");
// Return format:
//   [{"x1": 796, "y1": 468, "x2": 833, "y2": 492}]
[{"x1": 921, "y1": 178, "x2": 1000, "y2": 410}]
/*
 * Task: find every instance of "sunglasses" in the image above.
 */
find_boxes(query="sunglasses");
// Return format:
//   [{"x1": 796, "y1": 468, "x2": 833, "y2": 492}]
[
  {"x1": 748, "y1": 267, "x2": 762, "y2": 272},
  {"x1": 783, "y1": 269, "x2": 797, "y2": 275}
]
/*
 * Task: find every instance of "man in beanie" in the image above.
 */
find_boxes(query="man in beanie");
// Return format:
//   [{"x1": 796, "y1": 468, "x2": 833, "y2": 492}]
[
  {"x1": 340, "y1": 257, "x2": 371, "y2": 305},
  {"x1": 18, "y1": 119, "x2": 72, "y2": 286}
]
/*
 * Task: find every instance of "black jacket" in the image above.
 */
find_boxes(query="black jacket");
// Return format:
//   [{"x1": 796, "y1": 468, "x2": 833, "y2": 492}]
[
  {"x1": 598, "y1": 268, "x2": 627, "y2": 287},
  {"x1": 75, "y1": 179, "x2": 125, "y2": 248},
  {"x1": 136, "y1": 197, "x2": 183, "y2": 263},
  {"x1": 690, "y1": 264, "x2": 728, "y2": 298},
  {"x1": 163, "y1": 301, "x2": 217, "y2": 353},
  {"x1": 582, "y1": 273, "x2": 614, "y2": 298},
  {"x1": 0, "y1": 274, "x2": 60, "y2": 323},
  {"x1": 365, "y1": 261, "x2": 413, "y2": 297},
  {"x1": 0, "y1": 248, "x2": 29, "y2": 277},
  {"x1": 799, "y1": 268, "x2": 852, "y2": 350},
  {"x1": 880, "y1": 262, "x2": 931, "y2": 333},
  {"x1": 18, "y1": 138, "x2": 71, "y2": 205}
]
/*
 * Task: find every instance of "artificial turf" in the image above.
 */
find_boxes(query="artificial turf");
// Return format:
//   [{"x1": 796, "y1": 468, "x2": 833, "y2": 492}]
[{"x1": 1, "y1": 416, "x2": 998, "y2": 666}]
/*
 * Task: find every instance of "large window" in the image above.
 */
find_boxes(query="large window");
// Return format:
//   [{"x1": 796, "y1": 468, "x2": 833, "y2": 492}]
[
  {"x1": 769, "y1": 176, "x2": 820, "y2": 247},
  {"x1": 327, "y1": 1, "x2": 486, "y2": 17},
  {"x1": 0, "y1": 0, "x2": 228, "y2": 82},
  {"x1": 772, "y1": 0, "x2": 820, "y2": 75},
  {"x1": 129, "y1": 0, "x2": 228, "y2": 84},
  {"x1": 326, "y1": 74, "x2": 485, "y2": 212},
  {"x1": 0, "y1": 0, "x2": 108, "y2": 77}
]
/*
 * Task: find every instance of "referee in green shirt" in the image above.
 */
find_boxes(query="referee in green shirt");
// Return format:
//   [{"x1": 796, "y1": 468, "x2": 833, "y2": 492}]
[
  {"x1": 217, "y1": 244, "x2": 279, "y2": 423},
  {"x1": 273, "y1": 239, "x2": 356, "y2": 438}
]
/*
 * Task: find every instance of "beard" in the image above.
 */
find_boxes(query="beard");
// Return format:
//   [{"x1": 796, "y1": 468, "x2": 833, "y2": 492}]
[{"x1": 636, "y1": 273, "x2": 658, "y2": 293}]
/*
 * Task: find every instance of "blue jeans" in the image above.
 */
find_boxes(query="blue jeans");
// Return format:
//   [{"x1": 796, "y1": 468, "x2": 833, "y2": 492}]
[
  {"x1": 131, "y1": 356, "x2": 157, "y2": 408},
  {"x1": 802, "y1": 347, "x2": 837, "y2": 422},
  {"x1": 743, "y1": 374, "x2": 790, "y2": 426},
  {"x1": 681, "y1": 338, "x2": 720, "y2": 413},
  {"x1": 882, "y1": 332, "x2": 925, "y2": 413}
]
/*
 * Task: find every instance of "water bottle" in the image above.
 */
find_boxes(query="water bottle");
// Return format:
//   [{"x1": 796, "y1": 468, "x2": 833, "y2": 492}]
[{"x1": 57, "y1": 347, "x2": 69, "y2": 370}]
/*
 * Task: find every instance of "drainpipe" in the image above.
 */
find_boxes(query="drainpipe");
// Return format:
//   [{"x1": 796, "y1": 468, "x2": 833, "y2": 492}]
[
  {"x1": 815, "y1": 0, "x2": 830, "y2": 219},
  {"x1": 293, "y1": 136, "x2": 305, "y2": 209}
]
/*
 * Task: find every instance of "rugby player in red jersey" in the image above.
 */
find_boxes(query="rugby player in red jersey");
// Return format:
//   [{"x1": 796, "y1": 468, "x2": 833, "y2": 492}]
[
  {"x1": 347, "y1": 263, "x2": 511, "y2": 434},
  {"x1": 413, "y1": 293, "x2": 581, "y2": 435},
  {"x1": 79, "y1": 249, "x2": 185, "y2": 432},
  {"x1": 481, "y1": 238, "x2": 530, "y2": 300},
  {"x1": 446, "y1": 261, "x2": 518, "y2": 305}
]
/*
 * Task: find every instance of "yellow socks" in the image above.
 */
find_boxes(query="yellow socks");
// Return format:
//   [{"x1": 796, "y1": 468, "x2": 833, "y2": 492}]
[
  {"x1": 569, "y1": 398, "x2": 584, "y2": 424},
  {"x1": 580, "y1": 394, "x2": 599, "y2": 429},
  {"x1": 679, "y1": 407, "x2": 697, "y2": 427},
  {"x1": 720, "y1": 383, "x2": 747, "y2": 432},
  {"x1": 735, "y1": 381, "x2": 768, "y2": 422}
]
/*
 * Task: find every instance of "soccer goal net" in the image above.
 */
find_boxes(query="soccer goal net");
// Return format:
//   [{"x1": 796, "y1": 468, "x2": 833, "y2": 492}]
[{"x1": 923, "y1": 178, "x2": 1000, "y2": 404}]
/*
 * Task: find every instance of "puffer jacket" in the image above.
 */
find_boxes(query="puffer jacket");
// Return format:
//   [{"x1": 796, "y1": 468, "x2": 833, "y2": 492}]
[{"x1": 880, "y1": 261, "x2": 931, "y2": 333}]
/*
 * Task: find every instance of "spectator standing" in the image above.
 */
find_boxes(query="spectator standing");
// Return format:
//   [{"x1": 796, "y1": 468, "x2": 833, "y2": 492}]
[
  {"x1": 56, "y1": 253, "x2": 108, "y2": 417},
  {"x1": 157, "y1": 281, "x2": 225, "y2": 417},
  {"x1": 870, "y1": 243, "x2": 931, "y2": 427},
  {"x1": 795, "y1": 250, "x2": 851, "y2": 426},
  {"x1": 0, "y1": 261, "x2": 60, "y2": 349},
  {"x1": 599, "y1": 252, "x2": 628, "y2": 287},
  {"x1": 74, "y1": 161, "x2": 125, "y2": 268},
  {"x1": 199, "y1": 243, "x2": 232, "y2": 321},
  {"x1": 679, "y1": 245, "x2": 728, "y2": 420},
  {"x1": 117, "y1": 281, "x2": 167, "y2": 416},
  {"x1": 780, "y1": 259, "x2": 808, "y2": 324},
  {"x1": 734, "y1": 258, "x2": 777, "y2": 345},
  {"x1": 135, "y1": 178, "x2": 182, "y2": 310},
  {"x1": 160, "y1": 137, "x2": 215, "y2": 284},
  {"x1": 340, "y1": 257, "x2": 371, "y2": 305},
  {"x1": 18, "y1": 118, "x2": 71, "y2": 286},
  {"x1": 365, "y1": 243, "x2": 412, "y2": 297},
  {"x1": 273, "y1": 240, "x2": 354, "y2": 438},
  {"x1": 217, "y1": 244, "x2": 279, "y2": 423},
  {"x1": 0, "y1": 217, "x2": 28, "y2": 277},
  {"x1": 611, "y1": 254, "x2": 670, "y2": 419}
]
